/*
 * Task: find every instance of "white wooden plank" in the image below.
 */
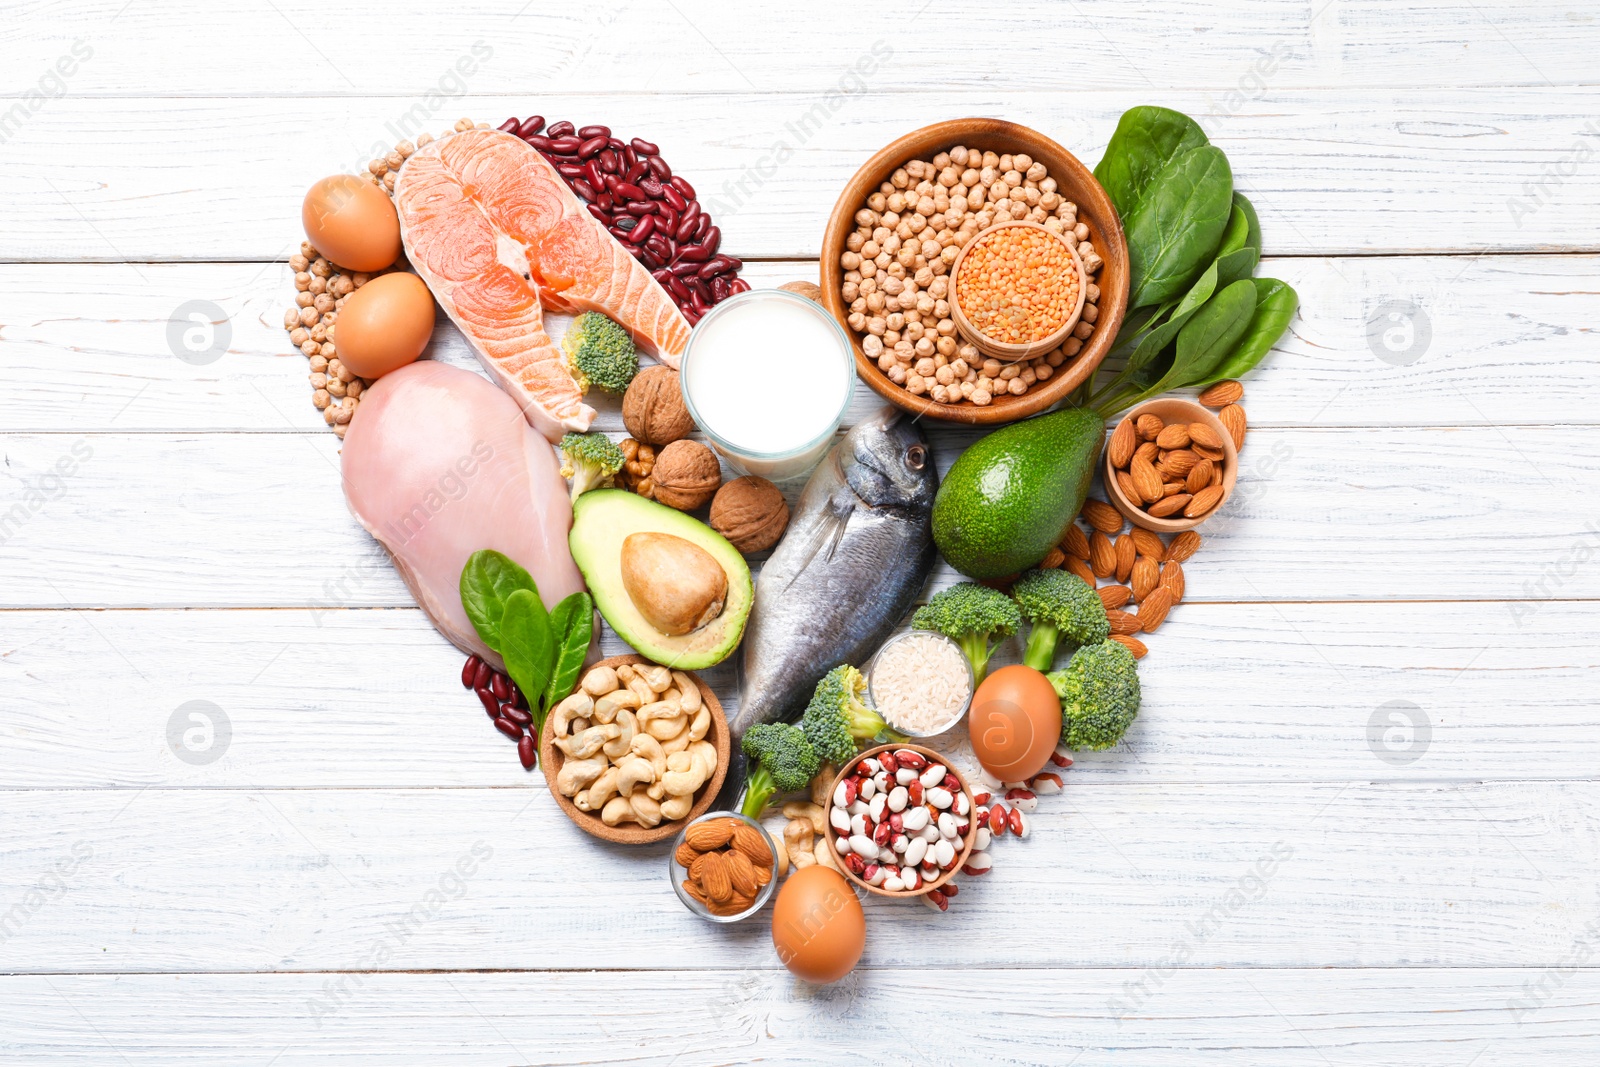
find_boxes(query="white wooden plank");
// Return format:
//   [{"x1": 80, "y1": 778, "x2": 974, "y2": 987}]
[
  {"x1": 2, "y1": 968, "x2": 1597, "y2": 1066},
  {"x1": 6, "y1": 253, "x2": 1600, "y2": 433},
  {"x1": 0, "y1": 780, "x2": 1595, "y2": 972},
  {"x1": 17, "y1": 0, "x2": 1600, "y2": 96},
  {"x1": 0, "y1": 600, "x2": 1593, "y2": 788},
  {"x1": 2, "y1": 424, "x2": 1596, "y2": 608},
  {"x1": 4, "y1": 90, "x2": 1597, "y2": 261}
]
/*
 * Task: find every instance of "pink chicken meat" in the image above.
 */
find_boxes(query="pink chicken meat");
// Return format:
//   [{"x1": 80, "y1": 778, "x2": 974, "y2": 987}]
[
  {"x1": 394, "y1": 128, "x2": 691, "y2": 441},
  {"x1": 341, "y1": 360, "x2": 584, "y2": 670}
]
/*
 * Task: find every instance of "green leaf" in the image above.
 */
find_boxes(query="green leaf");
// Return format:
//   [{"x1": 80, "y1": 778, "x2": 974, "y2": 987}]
[
  {"x1": 1125, "y1": 146, "x2": 1234, "y2": 309},
  {"x1": 459, "y1": 550, "x2": 538, "y2": 654},
  {"x1": 1216, "y1": 199, "x2": 1251, "y2": 260},
  {"x1": 543, "y1": 591, "x2": 594, "y2": 725},
  {"x1": 1234, "y1": 192, "x2": 1262, "y2": 256},
  {"x1": 1172, "y1": 279, "x2": 1260, "y2": 386},
  {"x1": 499, "y1": 590, "x2": 554, "y2": 722},
  {"x1": 1094, "y1": 106, "x2": 1210, "y2": 218},
  {"x1": 1213, "y1": 244, "x2": 1260, "y2": 290},
  {"x1": 1092, "y1": 256, "x2": 1223, "y2": 416},
  {"x1": 1197, "y1": 278, "x2": 1299, "y2": 387}
]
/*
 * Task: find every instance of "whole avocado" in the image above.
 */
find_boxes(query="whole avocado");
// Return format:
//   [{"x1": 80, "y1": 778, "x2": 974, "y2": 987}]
[{"x1": 933, "y1": 407, "x2": 1104, "y2": 579}]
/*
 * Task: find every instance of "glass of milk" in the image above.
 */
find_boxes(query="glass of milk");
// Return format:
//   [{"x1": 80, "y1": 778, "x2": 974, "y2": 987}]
[{"x1": 680, "y1": 289, "x2": 856, "y2": 481}]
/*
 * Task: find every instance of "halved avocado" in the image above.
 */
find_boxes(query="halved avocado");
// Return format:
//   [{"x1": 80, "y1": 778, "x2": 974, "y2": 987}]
[{"x1": 570, "y1": 490, "x2": 752, "y2": 669}]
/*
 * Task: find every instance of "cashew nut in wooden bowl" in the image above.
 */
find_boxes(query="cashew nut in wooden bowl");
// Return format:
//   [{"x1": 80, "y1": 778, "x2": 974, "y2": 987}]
[
  {"x1": 540, "y1": 654, "x2": 730, "y2": 846},
  {"x1": 820, "y1": 117, "x2": 1130, "y2": 426}
]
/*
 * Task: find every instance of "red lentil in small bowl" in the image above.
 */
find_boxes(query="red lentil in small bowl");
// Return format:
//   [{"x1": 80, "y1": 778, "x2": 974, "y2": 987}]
[{"x1": 949, "y1": 220, "x2": 1087, "y2": 361}]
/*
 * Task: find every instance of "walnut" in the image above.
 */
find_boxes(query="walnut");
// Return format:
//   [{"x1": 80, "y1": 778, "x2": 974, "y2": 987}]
[
  {"x1": 709, "y1": 476, "x2": 789, "y2": 554},
  {"x1": 650, "y1": 440, "x2": 721, "y2": 511},
  {"x1": 617, "y1": 437, "x2": 657, "y2": 499},
  {"x1": 622, "y1": 366, "x2": 695, "y2": 446},
  {"x1": 779, "y1": 280, "x2": 825, "y2": 304}
]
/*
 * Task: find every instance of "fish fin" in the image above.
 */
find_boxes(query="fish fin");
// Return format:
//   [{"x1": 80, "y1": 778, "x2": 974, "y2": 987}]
[{"x1": 780, "y1": 499, "x2": 855, "y2": 593}]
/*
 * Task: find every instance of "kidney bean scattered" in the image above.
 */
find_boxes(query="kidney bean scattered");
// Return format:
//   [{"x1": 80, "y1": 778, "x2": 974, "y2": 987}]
[
  {"x1": 502, "y1": 115, "x2": 743, "y2": 323},
  {"x1": 461, "y1": 654, "x2": 538, "y2": 772}
]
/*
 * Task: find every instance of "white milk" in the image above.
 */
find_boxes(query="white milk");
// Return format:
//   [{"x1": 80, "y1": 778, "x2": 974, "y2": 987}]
[{"x1": 681, "y1": 290, "x2": 855, "y2": 480}]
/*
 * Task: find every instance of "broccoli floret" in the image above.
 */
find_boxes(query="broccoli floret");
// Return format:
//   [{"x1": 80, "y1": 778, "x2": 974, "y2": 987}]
[
  {"x1": 912, "y1": 582, "x2": 1022, "y2": 684},
  {"x1": 740, "y1": 722, "x2": 819, "y2": 819},
  {"x1": 562, "y1": 311, "x2": 639, "y2": 394},
  {"x1": 800, "y1": 664, "x2": 901, "y2": 767},
  {"x1": 1012, "y1": 568, "x2": 1110, "y2": 672},
  {"x1": 558, "y1": 432, "x2": 625, "y2": 503},
  {"x1": 1048, "y1": 639, "x2": 1141, "y2": 751}
]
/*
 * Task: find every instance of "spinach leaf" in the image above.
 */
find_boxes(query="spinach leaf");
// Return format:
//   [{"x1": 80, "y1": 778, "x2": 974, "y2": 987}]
[
  {"x1": 1213, "y1": 244, "x2": 1260, "y2": 291},
  {"x1": 1124, "y1": 146, "x2": 1234, "y2": 309},
  {"x1": 1092, "y1": 255, "x2": 1224, "y2": 415},
  {"x1": 1216, "y1": 199, "x2": 1251, "y2": 260},
  {"x1": 499, "y1": 589, "x2": 554, "y2": 721},
  {"x1": 1235, "y1": 193, "x2": 1262, "y2": 256},
  {"x1": 1172, "y1": 279, "x2": 1259, "y2": 386},
  {"x1": 544, "y1": 591, "x2": 594, "y2": 725},
  {"x1": 1198, "y1": 278, "x2": 1299, "y2": 387},
  {"x1": 1094, "y1": 106, "x2": 1210, "y2": 218},
  {"x1": 459, "y1": 550, "x2": 538, "y2": 653}
]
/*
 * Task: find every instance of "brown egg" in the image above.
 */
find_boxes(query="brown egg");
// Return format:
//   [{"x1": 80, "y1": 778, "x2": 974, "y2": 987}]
[
  {"x1": 770, "y1": 865, "x2": 865, "y2": 984},
  {"x1": 302, "y1": 174, "x2": 401, "y2": 272},
  {"x1": 335, "y1": 273, "x2": 436, "y2": 379},
  {"x1": 969, "y1": 664, "x2": 1062, "y2": 783}
]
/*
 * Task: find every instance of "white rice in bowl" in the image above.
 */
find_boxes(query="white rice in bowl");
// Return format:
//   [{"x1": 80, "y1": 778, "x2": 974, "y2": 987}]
[{"x1": 867, "y1": 631, "x2": 974, "y2": 737}]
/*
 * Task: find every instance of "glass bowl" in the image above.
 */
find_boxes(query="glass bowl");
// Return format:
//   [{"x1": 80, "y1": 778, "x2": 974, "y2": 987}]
[
  {"x1": 667, "y1": 810, "x2": 780, "y2": 923},
  {"x1": 866, "y1": 631, "x2": 976, "y2": 739}
]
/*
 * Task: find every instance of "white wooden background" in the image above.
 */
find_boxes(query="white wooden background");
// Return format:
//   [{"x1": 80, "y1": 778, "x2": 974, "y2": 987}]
[{"x1": 3, "y1": 2, "x2": 1599, "y2": 1063}]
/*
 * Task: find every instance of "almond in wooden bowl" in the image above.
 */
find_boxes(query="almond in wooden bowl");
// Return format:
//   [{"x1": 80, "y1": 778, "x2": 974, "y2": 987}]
[
  {"x1": 540, "y1": 654, "x2": 729, "y2": 846},
  {"x1": 821, "y1": 118, "x2": 1129, "y2": 426},
  {"x1": 1103, "y1": 398, "x2": 1239, "y2": 534}
]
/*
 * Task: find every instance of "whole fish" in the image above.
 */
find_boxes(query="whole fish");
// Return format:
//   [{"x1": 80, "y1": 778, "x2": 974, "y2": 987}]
[{"x1": 718, "y1": 406, "x2": 939, "y2": 808}]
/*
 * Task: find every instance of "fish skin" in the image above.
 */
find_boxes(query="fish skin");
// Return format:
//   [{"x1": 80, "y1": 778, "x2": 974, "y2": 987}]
[{"x1": 717, "y1": 407, "x2": 939, "y2": 809}]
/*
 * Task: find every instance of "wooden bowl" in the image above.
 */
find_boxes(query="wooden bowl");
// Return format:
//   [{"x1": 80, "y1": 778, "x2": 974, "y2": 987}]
[
  {"x1": 822, "y1": 743, "x2": 978, "y2": 898},
  {"x1": 821, "y1": 117, "x2": 1129, "y2": 426},
  {"x1": 539, "y1": 654, "x2": 730, "y2": 845},
  {"x1": 1103, "y1": 398, "x2": 1240, "y2": 534},
  {"x1": 948, "y1": 220, "x2": 1088, "y2": 362}
]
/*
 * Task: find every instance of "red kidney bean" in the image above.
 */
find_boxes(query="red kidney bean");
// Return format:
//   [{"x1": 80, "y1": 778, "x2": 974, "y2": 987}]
[
  {"x1": 669, "y1": 259, "x2": 703, "y2": 276},
  {"x1": 646, "y1": 155, "x2": 671, "y2": 181},
  {"x1": 637, "y1": 247, "x2": 662, "y2": 270},
  {"x1": 511, "y1": 684, "x2": 526, "y2": 709},
  {"x1": 711, "y1": 276, "x2": 730, "y2": 301},
  {"x1": 615, "y1": 181, "x2": 646, "y2": 201},
  {"x1": 490, "y1": 673, "x2": 510, "y2": 701},
  {"x1": 473, "y1": 661, "x2": 492, "y2": 690},
  {"x1": 476, "y1": 687, "x2": 499, "y2": 717},
  {"x1": 625, "y1": 160, "x2": 648, "y2": 183},
  {"x1": 674, "y1": 213, "x2": 700, "y2": 244},
  {"x1": 603, "y1": 172, "x2": 622, "y2": 193},
  {"x1": 661, "y1": 186, "x2": 687, "y2": 212},
  {"x1": 494, "y1": 717, "x2": 523, "y2": 741},
  {"x1": 556, "y1": 162, "x2": 584, "y2": 178},
  {"x1": 607, "y1": 136, "x2": 625, "y2": 150},
  {"x1": 646, "y1": 234, "x2": 671, "y2": 261},
  {"x1": 688, "y1": 277, "x2": 712, "y2": 302},
  {"x1": 501, "y1": 705, "x2": 531, "y2": 728},
  {"x1": 578, "y1": 124, "x2": 610, "y2": 139},
  {"x1": 664, "y1": 273, "x2": 691, "y2": 301},
  {"x1": 598, "y1": 149, "x2": 619, "y2": 174},
  {"x1": 623, "y1": 200, "x2": 657, "y2": 215},
  {"x1": 546, "y1": 120, "x2": 575, "y2": 137},
  {"x1": 517, "y1": 735, "x2": 536, "y2": 770},
  {"x1": 596, "y1": 193, "x2": 614, "y2": 212},
  {"x1": 497, "y1": 117, "x2": 520, "y2": 133},
  {"x1": 670, "y1": 176, "x2": 696, "y2": 200},
  {"x1": 461, "y1": 655, "x2": 481, "y2": 689},
  {"x1": 630, "y1": 137, "x2": 659, "y2": 156},
  {"x1": 697, "y1": 255, "x2": 735, "y2": 279},
  {"x1": 696, "y1": 219, "x2": 715, "y2": 245},
  {"x1": 526, "y1": 134, "x2": 554, "y2": 151},
  {"x1": 578, "y1": 135, "x2": 608, "y2": 158},
  {"x1": 728, "y1": 278, "x2": 751, "y2": 295},
  {"x1": 639, "y1": 177, "x2": 664, "y2": 199},
  {"x1": 549, "y1": 135, "x2": 581, "y2": 153},
  {"x1": 622, "y1": 145, "x2": 638, "y2": 169},
  {"x1": 571, "y1": 178, "x2": 597, "y2": 201},
  {"x1": 517, "y1": 115, "x2": 545, "y2": 138},
  {"x1": 586, "y1": 203, "x2": 610, "y2": 224},
  {"x1": 657, "y1": 207, "x2": 679, "y2": 235},
  {"x1": 679, "y1": 241, "x2": 713, "y2": 263},
  {"x1": 582, "y1": 159, "x2": 604, "y2": 188},
  {"x1": 626, "y1": 215, "x2": 656, "y2": 244}
]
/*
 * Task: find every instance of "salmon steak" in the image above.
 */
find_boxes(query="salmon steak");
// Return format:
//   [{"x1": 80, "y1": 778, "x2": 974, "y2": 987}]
[{"x1": 393, "y1": 129, "x2": 692, "y2": 441}]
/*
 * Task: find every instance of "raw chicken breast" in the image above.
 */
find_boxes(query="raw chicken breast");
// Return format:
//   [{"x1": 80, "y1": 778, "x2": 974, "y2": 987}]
[
  {"x1": 394, "y1": 129, "x2": 691, "y2": 441},
  {"x1": 341, "y1": 360, "x2": 584, "y2": 670}
]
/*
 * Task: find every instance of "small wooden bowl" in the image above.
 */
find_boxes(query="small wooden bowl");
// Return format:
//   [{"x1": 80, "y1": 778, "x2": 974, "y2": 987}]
[
  {"x1": 539, "y1": 654, "x2": 729, "y2": 845},
  {"x1": 1104, "y1": 398, "x2": 1240, "y2": 534},
  {"x1": 948, "y1": 220, "x2": 1088, "y2": 362},
  {"x1": 823, "y1": 743, "x2": 978, "y2": 899},
  {"x1": 820, "y1": 117, "x2": 1129, "y2": 426}
]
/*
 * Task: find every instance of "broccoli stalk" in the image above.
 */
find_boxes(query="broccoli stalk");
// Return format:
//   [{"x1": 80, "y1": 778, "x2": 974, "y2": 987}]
[
  {"x1": 1012, "y1": 568, "x2": 1110, "y2": 673},
  {"x1": 911, "y1": 582, "x2": 1022, "y2": 684},
  {"x1": 739, "y1": 722, "x2": 819, "y2": 819},
  {"x1": 1048, "y1": 639, "x2": 1141, "y2": 750},
  {"x1": 800, "y1": 664, "x2": 901, "y2": 767},
  {"x1": 562, "y1": 312, "x2": 639, "y2": 395},
  {"x1": 558, "y1": 433, "x2": 625, "y2": 504}
]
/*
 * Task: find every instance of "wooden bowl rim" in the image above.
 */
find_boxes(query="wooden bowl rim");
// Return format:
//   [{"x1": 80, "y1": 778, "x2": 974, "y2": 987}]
[
  {"x1": 819, "y1": 116, "x2": 1129, "y2": 426},
  {"x1": 1103, "y1": 398, "x2": 1241, "y2": 533},
  {"x1": 948, "y1": 219, "x2": 1089, "y2": 361},
  {"x1": 539, "y1": 654, "x2": 730, "y2": 845},
  {"x1": 822, "y1": 742, "x2": 977, "y2": 898}
]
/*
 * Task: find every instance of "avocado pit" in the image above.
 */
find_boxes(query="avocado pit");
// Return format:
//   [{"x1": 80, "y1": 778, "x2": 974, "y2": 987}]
[{"x1": 620, "y1": 531, "x2": 727, "y2": 635}]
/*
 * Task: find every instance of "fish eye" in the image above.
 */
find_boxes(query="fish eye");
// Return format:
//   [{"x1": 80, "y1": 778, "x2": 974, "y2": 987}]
[{"x1": 905, "y1": 444, "x2": 927, "y2": 470}]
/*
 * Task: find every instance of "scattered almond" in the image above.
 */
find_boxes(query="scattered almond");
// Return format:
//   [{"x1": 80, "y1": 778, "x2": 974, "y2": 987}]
[
  {"x1": 1113, "y1": 534, "x2": 1136, "y2": 582},
  {"x1": 1198, "y1": 380, "x2": 1243, "y2": 408},
  {"x1": 1063, "y1": 524, "x2": 1091, "y2": 561},
  {"x1": 1219, "y1": 403, "x2": 1247, "y2": 449},
  {"x1": 1098, "y1": 585, "x2": 1131, "y2": 610},
  {"x1": 1041, "y1": 546, "x2": 1066, "y2": 570},
  {"x1": 1066, "y1": 555, "x2": 1097, "y2": 587},
  {"x1": 1109, "y1": 418, "x2": 1137, "y2": 468},
  {"x1": 1167, "y1": 530, "x2": 1201, "y2": 562},
  {"x1": 1160, "y1": 560, "x2": 1185, "y2": 603},
  {"x1": 1130, "y1": 555, "x2": 1160, "y2": 601},
  {"x1": 1136, "y1": 587, "x2": 1174, "y2": 632},
  {"x1": 1089, "y1": 531, "x2": 1117, "y2": 578},
  {"x1": 1131, "y1": 528, "x2": 1166, "y2": 561},
  {"x1": 1111, "y1": 634, "x2": 1148, "y2": 659},
  {"x1": 1106, "y1": 608, "x2": 1142, "y2": 635},
  {"x1": 1082, "y1": 499, "x2": 1124, "y2": 535}
]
